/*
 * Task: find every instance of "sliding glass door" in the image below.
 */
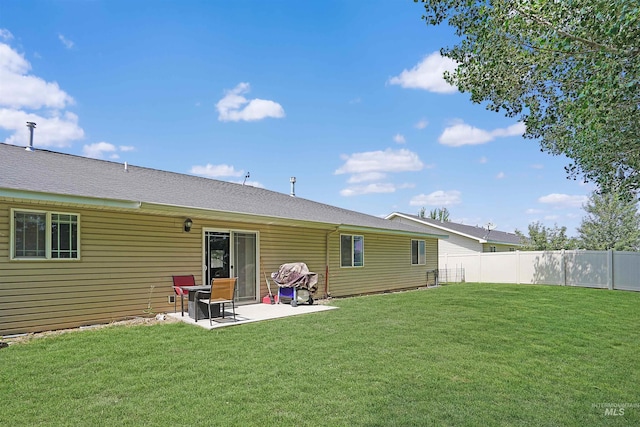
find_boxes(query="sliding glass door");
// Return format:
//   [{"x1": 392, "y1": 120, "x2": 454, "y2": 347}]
[
  {"x1": 204, "y1": 230, "x2": 257, "y2": 303},
  {"x1": 233, "y1": 232, "x2": 257, "y2": 303}
]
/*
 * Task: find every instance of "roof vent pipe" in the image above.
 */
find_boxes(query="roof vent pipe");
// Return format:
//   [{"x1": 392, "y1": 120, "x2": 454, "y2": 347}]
[
  {"x1": 25, "y1": 122, "x2": 36, "y2": 151},
  {"x1": 124, "y1": 161, "x2": 128, "y2": 171},
  {"x1": 290, "y1": 176, "x2": 296, "y2": 197}
]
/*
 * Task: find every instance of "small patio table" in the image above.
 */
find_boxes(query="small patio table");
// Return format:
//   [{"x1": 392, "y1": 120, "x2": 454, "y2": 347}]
[{"x1": 181, "y1": 285, "x2": 212, "y2": 320}]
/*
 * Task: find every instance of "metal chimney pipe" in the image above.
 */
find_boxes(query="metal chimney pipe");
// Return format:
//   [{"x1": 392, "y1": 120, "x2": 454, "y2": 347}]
[
  {"x1": 26, "y1": 122, "x2": 36, "y2": 151},
  {"x1": 290, "y1": 176, "x2": 296, "y2": 197}
]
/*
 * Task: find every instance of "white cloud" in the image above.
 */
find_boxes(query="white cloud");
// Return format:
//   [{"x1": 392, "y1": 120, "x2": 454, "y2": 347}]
[
  {"x1": 83, "y1": 142, "x2": 116, "y2": 159},
  {"x1": 0, "y1": 29, "x2": 13, "y2": 41},
  {"x1": 479, "y1": 156, "x2": 488, "y2": 164},
  {"x1": 190, "y1": 163, "x2": 244, "y2": 178},
  {"x1": 340, "y1": 183, "x2": 398, "y2": 197},
  {"x1": 0, "y1": 34, "x2": 85, "y2": 150},
  {"x1": 0, "y1": 43, "x2": 74, "y2": 110},
  {"x1": 393, "y1": 133, "x2": 406, "y2": 144},
  {"x1": 216, "y1": 82, "x2": 285, "y2": 122},
  {"x1": 349, "y1": 97, "x2": 361, "y2": 104},
  {"x1": 0, "y1": 43, "x2": 29, "y2": 75},
  {"x1": 414, "y1": 119, "x2": 428, "y2": 130},
  {"x1": 496, "y1": 172, "x2": 505, "y2": 179},
  {"x1": 0, "y1": 109, "x2": 84, "y2": 147},
  {"x1": 81, "y1": 142, "x2": 135, "y2": 159},
  {"x1": 531, "y1": 164, "x2": 544, "y2": 169},
  {"x1": 388, "y1": 52, "x2": 457, "y2": 94},
  {"x1": 439, "y1": 122, "x2": 492, "y2": 146},
  {"x1": 58, "y1": 34, "x2": 74, "y2": 49},
  {"x1": 544, "y1": 215, "x2": 560, "y2": 221},
  {"x1": 492, "y1": 122, "x2": 527, "y2": 138},
  {"x1": 538, "y1": 193, "x2": 588, "y2": 208},
  {"x1": 335, "y1": 148, "x2": 423, "y2": 175},
  {"x1": 438, "y1": 120, "x2": 526, "y2": 147},
  {"x1": 336, "y1": 149, "x2": 423, "y2": 197},
  {"x1": 525, "y1": 208, "x2": 543, "y2": 214},
  {"x1": 347, "y1": 172, "x2": 387, "y2": 184},
  {"x1": 409, "y1": 190, "x2": 462, "y2": 206}
]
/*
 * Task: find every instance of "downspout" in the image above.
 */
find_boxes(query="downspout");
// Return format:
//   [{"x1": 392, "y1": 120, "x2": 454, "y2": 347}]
[{"x1": 325, "y1": 225, "x2": 341, "y2": 299}]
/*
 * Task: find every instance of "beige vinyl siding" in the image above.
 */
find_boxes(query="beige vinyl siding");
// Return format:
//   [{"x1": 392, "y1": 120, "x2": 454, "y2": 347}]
[
  {"x1": 0, "y1": 201, "x2": 329, "y2": 334},
  {"x1": 327, "y1": 232, "x2": 437, "y2": 297},
  {"x1": 1, "y1": 203, "x2": 203, "y2": 335},
  {"x1": 1, "y1": 200, "x2": 439, "y2": 335},
  {"x1": 258, "y1": 225, "x2": 327, "y2": 297}
]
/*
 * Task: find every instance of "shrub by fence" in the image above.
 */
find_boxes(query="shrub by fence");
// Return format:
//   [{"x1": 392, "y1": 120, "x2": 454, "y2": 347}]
[{"x1": 439, "y1": 250, "x2": 640, "y2": 291}]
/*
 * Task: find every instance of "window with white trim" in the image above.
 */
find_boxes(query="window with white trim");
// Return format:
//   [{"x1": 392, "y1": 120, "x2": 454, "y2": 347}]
[
  {"x1": 12, "y1": 209, "x2": 79, "y2": 259},
  {"x1": 340, "y1": 234, "x2": 364, "y2": 267},
  {"x1": 411, "y1": 239, "x2": 426, "y2": 265}
]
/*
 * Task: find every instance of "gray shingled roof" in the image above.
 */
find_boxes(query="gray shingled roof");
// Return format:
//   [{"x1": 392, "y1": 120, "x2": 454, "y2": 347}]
[
  {"x1": 389, "y1": 212, "x2": 523, "y2": 245},
  {"x1": 0, "y1": 143, "x2": 443, "y2": 237}
]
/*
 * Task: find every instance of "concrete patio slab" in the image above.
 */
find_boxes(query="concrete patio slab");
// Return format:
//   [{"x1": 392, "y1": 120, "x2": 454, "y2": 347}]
[{"x1": 167, "y1": 302, "x2": 338, "y2": 330}]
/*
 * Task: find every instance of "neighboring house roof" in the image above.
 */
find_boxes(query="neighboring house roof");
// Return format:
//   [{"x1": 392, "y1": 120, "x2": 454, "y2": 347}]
[
  {"x1": 0, "y1": 143, "x2": 445, "y2": 238},
  {"x1": 385, "y1": 212, "x2": 523, "y2": 245}
]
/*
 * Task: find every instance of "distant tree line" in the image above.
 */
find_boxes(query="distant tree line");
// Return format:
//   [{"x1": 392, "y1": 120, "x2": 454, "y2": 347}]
[
  {"x1": 419, "y1": 207, "x2": 450, "y2": 222},
  {"x1": 419, "y1": 190, "x2": 640, "y2": 251},
  {"x1": 516, "y1": 190, "x2": 640, "y2": 251}
]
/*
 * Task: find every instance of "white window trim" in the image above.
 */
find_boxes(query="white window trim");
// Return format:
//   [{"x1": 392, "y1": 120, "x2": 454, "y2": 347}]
[
  {"x1": 10, "y1": 208, "x2": 81, "y2": 261},
  {"x1": 411, "y1": 239, "x2": 426, "y2": 265},
  {"x1": 340, "y1": 234, "x2": 364, "y2": 268}
]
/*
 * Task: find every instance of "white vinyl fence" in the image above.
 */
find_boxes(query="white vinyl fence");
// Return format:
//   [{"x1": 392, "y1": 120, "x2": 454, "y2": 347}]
[{"x1": 439, "y1": 250, "x2": 640, "y2": 292}]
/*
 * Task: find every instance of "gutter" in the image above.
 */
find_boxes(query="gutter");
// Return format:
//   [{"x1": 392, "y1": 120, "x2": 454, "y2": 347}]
[
  {"x1": 140, "y1": 202, "x2": 447, "y2": 239},
  {"x1": 0, "y1": 188, "x2": 142, "y2": 210}
]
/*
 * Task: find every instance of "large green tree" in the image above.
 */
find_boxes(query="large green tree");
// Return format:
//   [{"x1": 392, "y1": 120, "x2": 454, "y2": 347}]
[
  {"x1": 515, "y1": 221, "x2": 579, "y2": 250},
  {"x1": 415, "y1": 1, "x2": 640, "y2": 193},
  {"x1": 577, "y1": 190, "x2": 640, "y2": 250}
]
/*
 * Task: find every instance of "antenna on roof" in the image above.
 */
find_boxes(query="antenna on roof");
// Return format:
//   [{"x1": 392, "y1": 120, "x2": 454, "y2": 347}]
[
  {"x1": 25, "y1": 122, "x2": 36, "y2": 151},
  {"x1": 290, "y1": 176, "x2": 296, "y2": 197},
  {"x1": 243, "y1": 172, "x2": 250, "y2": 185},
  {"x1": 484, "y1": 222, "x2": 495, "y2": 238}
]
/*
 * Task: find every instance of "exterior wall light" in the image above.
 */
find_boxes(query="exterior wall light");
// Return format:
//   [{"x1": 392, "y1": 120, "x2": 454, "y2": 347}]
[{"x1": 184, "y1": 218, "x2": 193, "y2": 232}]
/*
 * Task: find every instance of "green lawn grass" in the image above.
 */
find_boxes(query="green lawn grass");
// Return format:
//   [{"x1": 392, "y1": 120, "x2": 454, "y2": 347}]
[{"x1": 2, "y1": 283, "x2": 639, "y2": 426}]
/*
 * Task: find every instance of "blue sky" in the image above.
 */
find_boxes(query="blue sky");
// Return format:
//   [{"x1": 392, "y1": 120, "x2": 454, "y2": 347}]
[{"x1": 0, "y1": 0, "x2": 593, "y2": 235}]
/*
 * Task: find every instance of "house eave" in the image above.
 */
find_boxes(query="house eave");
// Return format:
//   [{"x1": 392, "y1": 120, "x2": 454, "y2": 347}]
[
  {"x1": 386, "y1": 212, "x2": 518, "y2": 244},
  {"x1": 0, "y1": 191, "x2": 448, "y2": 238},
  {"x1": 485, "y1": 239, "x2": 523, "y2": 247},
  {"x1": 0, "y1": 188, "x2": 142, "y2": 210},
  {"x1": 142, "y1": 202, "x2": 447, "y2": 238},
  {"x1": 333, "y1": 224, "x2": 447, "y2": 239},
  {"x1": 139, "y1": 202, "x2": 337, "y2": 230}
]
